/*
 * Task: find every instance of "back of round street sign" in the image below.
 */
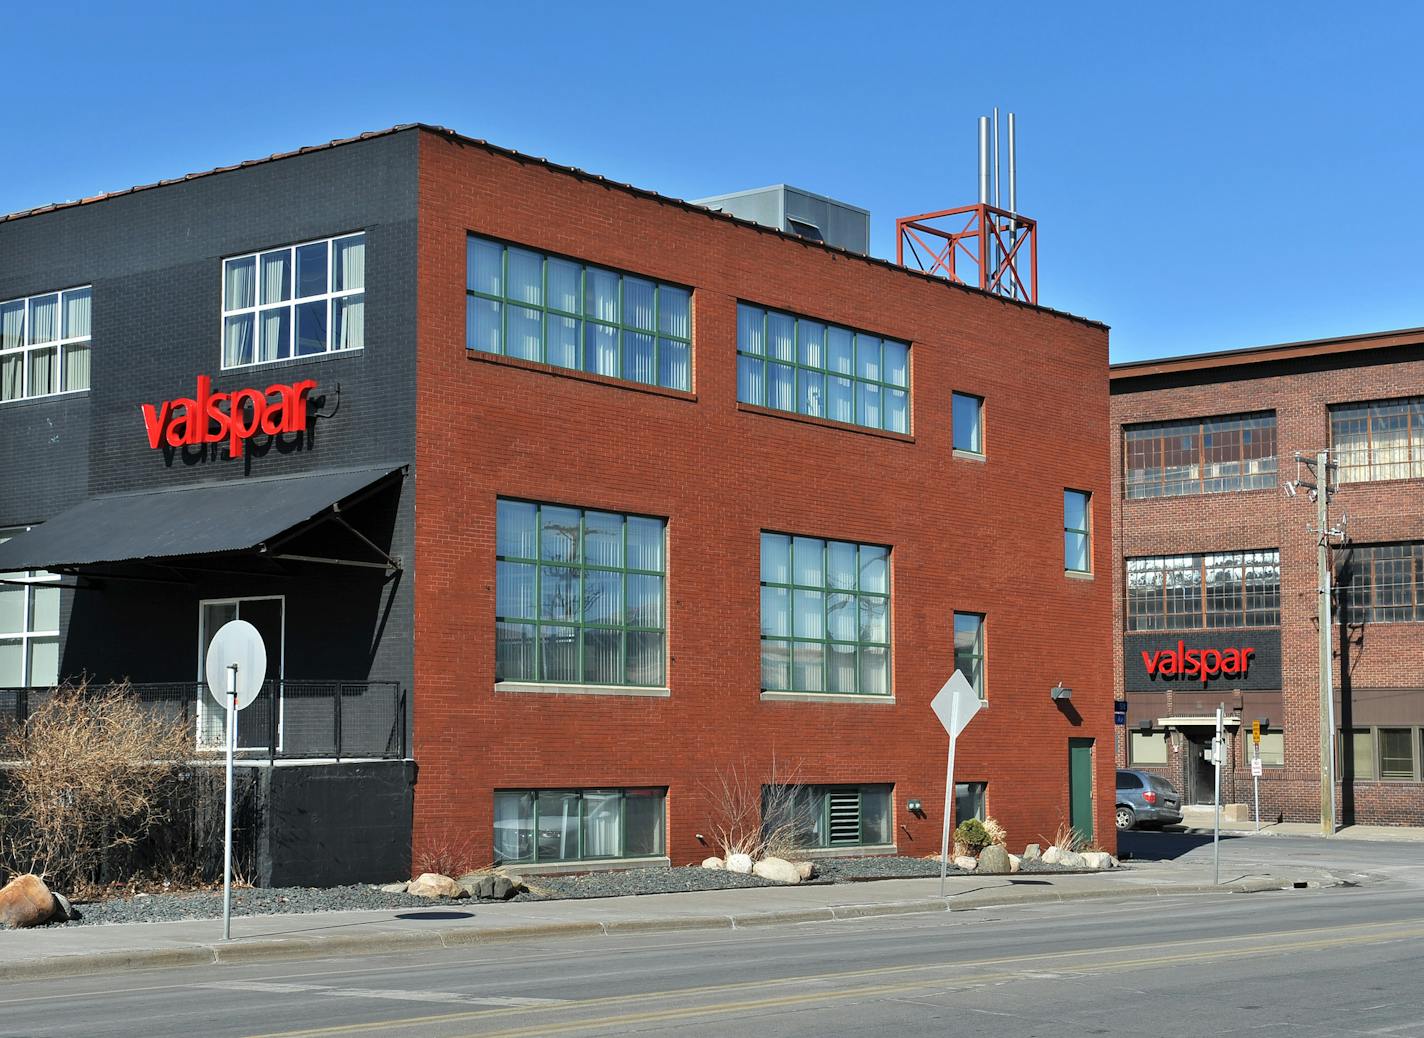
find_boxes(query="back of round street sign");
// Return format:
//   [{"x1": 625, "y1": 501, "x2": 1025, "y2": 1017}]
[{"x1": 205, "y1": 619, "x2": 267, "y2": 711}]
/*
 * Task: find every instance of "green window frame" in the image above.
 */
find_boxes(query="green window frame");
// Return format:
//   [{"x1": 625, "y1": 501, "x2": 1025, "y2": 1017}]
[
  {"x1": 495, "y1": 500, "x2": 667, "y2": 687},
  {"x1": 466, "y1": 235, "x2": 691, "y2": 391},
  {"x1": 759, "y1": 533, "x2": 891, "y2": 696},
  {"x1": 493, "y1": 788, "x2": 666, "y2": 865},
  {"x1": 1064, "y1": 489, "x2": 1091, "y2": 573},
  {"x1": 953, "y1": 612, "x2": 985, "y2": 699},
  {"x1": 735, "y1": 302, "x2": 909, "y2": 433},
  {"x1": 763, "y1": 784, "x2": 893, "y2": 849},
  {"x1": 1336, "y1": 542, "x2": 1424, "y2": 624}
]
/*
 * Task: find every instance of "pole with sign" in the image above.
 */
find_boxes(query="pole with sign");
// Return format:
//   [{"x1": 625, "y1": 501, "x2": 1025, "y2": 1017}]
[
  {"x1": 1213, "y1": 703, "x2": 1224, "y2": 886},
  {"x1": 1252, "y1": 720, "x2": 1262, "y2": 832},
  {"x1": 931, "y1": 671, "x2": 985, "y2": 898},
  {"x1": 204, "y1": 620, "x2": 267, "y2": 942}
]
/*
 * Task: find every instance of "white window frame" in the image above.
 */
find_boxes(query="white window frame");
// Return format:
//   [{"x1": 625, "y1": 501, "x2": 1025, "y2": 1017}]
[
  {"x1": 220, "y1": 232, "x2": 365, "y2": 371},
  {"x1": 0, "y1": 527, "x2": 61, "y2": 687},
  {"x1": 0, "y1": 286, "x2": 92, "y2": 403}
]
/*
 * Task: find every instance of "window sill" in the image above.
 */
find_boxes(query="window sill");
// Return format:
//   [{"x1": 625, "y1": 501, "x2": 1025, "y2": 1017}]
[
  {"x1": 497, "y1": 855, "x2": 671, "y2": 876},
  {"x1": 221, "y1": 345, "x2": 365, "y2": 374},
  {"x1": 467, "y1": 349, "x2": 698, "y2": 401},
  {"x1": 952, "y1": 449, "x2": 986, "y2": 462},
  {"x1": 495, "y1": 681, "x2": 671, "y2": 698},
  {"x1": 736, "y1": 402, "x2": 914, "y2": 442},
  {"x1": 760, "y1": 691, "x2": 896, "y2": 705},
  {"x1": 796, "y1": 843, "x2": 898, "y2": 859},
  {"x1": 1065, "y1": 570, "x2": 1095, "y2": 581},
  {"x1": 0, "y1": 388, "x2": 90, "y2": 408}
]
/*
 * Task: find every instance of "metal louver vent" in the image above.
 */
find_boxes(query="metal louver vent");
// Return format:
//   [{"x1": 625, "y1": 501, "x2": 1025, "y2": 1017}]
[{"x1": 827, "y1": 789, "x2": 861, "y2": 845}]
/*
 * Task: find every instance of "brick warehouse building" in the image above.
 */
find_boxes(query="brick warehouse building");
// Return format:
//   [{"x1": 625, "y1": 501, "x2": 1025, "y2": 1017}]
[
  {"x1": 0, "y1": 124, "x2": 1114, "y2": 884},
  {"x1": 1111, "y1": 329, "x2": 1424, "y2": 827}
]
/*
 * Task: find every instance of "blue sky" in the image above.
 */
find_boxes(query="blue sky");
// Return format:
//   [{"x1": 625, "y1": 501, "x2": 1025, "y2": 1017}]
[{"x1": 4, "y1": 2, "x2": 1420, "y2": 361}]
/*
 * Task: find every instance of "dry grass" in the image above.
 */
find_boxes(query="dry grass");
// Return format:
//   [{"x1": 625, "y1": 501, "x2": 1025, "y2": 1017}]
[
  {"x1": 982, "y1": 816, "x2": 1008, "y2": 847},
  {"x1": 698, "y1": 755, "x2": 809, "y2": 861},
  {"x1": 1047, "y1": 820, "x2": 1089, "y2": 855},
  {"x1": 411, "y1": 832, "x2": 484, "y2": 878}
]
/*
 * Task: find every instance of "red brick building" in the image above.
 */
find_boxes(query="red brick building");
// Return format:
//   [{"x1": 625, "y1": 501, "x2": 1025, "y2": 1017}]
[{"x1": 1111, "y1": 329, "x2": 1424, "y2": 827}]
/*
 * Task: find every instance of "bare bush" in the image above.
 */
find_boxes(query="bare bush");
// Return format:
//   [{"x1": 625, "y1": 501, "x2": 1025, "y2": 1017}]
[
  {"x1": 0, "y1": 683, "x2": 194, "y2": 891},
  {"x1": 1047, "y1": 819, "x2": 1088, "y2": 855},
  {"x1": 412, "y1": 830, "x2": 481, "y2": 878},
  {"x1": 699, "y1": 755, "x2": 812, "y2": 861},
  {"x1": 982, "y1": 816, "x2": 1008, "y2": 847}
]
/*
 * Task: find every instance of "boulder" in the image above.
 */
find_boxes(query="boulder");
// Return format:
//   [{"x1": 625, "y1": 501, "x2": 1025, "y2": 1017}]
[
  {"x1": 1081, "y1": 851, "x2": 1113, "y2": 871},
  {"x1": 725, "y1": 853, "x2": 754, "y2": 875},
  {"x1": 1058, "y1": 850, "x2": 1087, "y2": 869},
  {"x1": 977, "y1": 845, "x2": 1011, "y2": 875},
  {"x1": 379, "y1": 882, "x2": 411, "y2": 894},
  {"x1": 794, "y1": 861, "x2": 815, "y2": 881},
  {"x1": 701, "y1": 857, "x2": 725, "y2": 870},
  {"x1": 1041, "y1": 845, "x2": 1063, "y2": 865},
  {"x1": 0, "y1": 875, "x2": 55, "y2": 929},
  {"x1": 953, "y1": 855, "x2": 978, "y2": 871},
  {"x1": 1008, "y1": 854, "x2": 1022, "y2": 874},
  {"x1": 751, "y1": 857, "x2": 801, "y2": 884},
  {"x1": 1022, "y1": 843, "x2": 1042, "y2": 860},
  {"x1": 406, "y1": 873, "x2": 469, "y2": 899}
]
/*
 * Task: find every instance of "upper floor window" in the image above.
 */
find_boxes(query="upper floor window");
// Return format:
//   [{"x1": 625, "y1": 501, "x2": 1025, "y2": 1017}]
[
  {"x1": 0, "y1": 287, "x2": 91, "y2": 402},
  {"x1": 760, "y1": 533, "x2": 890, "y2": 696},
  {"x1": 0, "y1": 528, "x2": 60, "y2": 687},
  {"x1": 1064, "y1": 490, "x2": 1091, "y2": 573},
  {"x1": 222, "y1": 232, "x2": 365, "y2": 369},
  {"x1": 1331, "y1": 398, "x2": 1424, "y2": 483},
  {"x1": 467, "y1": 236, "x2": 691, "y2": 392},
  {"x1": 952, "y1": 392, "x2": 983, "y2": 454},
  {"x1": 495, "y1": 500, "x2": 667, "y2": 687},
  {"x1": 1336, "y1": 542, "x2": 1424, "y2": 624},
  {"x1": 1126, "y1": 550, "x2": 1280, "y2": 632},
  {"x1": 953, "y1": 612, "x2": 985, "y2": 698},
  {"x1": 736, "y1": 303, "x2": 908, "y2": 434},
  {"x1": 1123, "y1": 413, "x2": 1276, "y2": 499}
]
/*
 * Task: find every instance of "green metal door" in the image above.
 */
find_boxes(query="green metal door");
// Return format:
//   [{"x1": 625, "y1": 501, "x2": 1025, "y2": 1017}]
[{"x1": 1069, "y1": 738, "x2": 1094, "y2": 845}]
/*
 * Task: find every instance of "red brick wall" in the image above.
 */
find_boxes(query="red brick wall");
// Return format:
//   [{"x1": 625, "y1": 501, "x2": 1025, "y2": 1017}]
[
  {"x1": 1111, "y1": 347, "x2": 1424, "y2": 826},
  {"x1": 412, "y1": 130, "x2": 1116, "y2": 868}
]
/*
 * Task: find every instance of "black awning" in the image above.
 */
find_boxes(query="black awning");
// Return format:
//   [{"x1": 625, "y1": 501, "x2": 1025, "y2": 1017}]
[{"x1": 0, "y1": 464, "x2": 405, "y2": 573}]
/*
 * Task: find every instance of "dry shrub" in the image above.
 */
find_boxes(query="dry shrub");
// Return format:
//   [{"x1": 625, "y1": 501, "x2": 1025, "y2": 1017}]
[
  {"x1": 699, "y1": 755, "x2": 810, "y2": 861},
  {"x1": 1047, "y1": 819, "x2": 1089, "y2": 855},
  {"x1": 0, "y1": 684, "x2": 193, "y2": 892},
  {"x1": 982, "y1": 816, "x2": 1008, "y2": 847},
  {"x1": 412, "y1": 831, "x2": 482, "y2": 878}
]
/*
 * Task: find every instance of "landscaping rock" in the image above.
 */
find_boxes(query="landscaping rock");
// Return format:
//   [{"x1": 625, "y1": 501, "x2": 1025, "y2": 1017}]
[
  {"x1": 725, "y1": 853, "x2": 754, "y2": 875},
  {"x1": 1081, "y1": 851, "x2": 1113, "y2": 870},
  {"x1": 1008, "y1": 854, "x2": 1021, "y2": 874},
  {"x1": 379, "y1": 882, "x2": 411, "y2": 894},
  {"x1": 490, "y1": 876, "x2": 520, "y2": 900},
  {"x1": 50, "y1": 892, "x2": 78, "y2": 922},
  {"x1": 977, "y1": 845, "x2": 1011, "y2": 875},
  {"x1": 751, "y1": 857, "x2": 801, "y2": 884},
  {"x1": 794, "y1": 861, "x2": 815, "y2": 881},
  {"x1": 953, "y1": 855, "x2": 978, "y2": 871},
  {"x1": 701, "y1": 857, "x2": 725, "y2": 870},
  {"x1": 1058, "y1": 850, "x2": 1087, "y2": 869},
  {"x1": 1022, "y1": 843, "x2": 1042, "y2": 860},
  {"x1": 0, "y1": 875, "x2": 55, "y2": 929},
  {"x1": 1041, "y1": 845, "x2": 1063, "y2": 865},
  {"x1": 406, "y1": 873, "x2": 468, "y2": 899}
]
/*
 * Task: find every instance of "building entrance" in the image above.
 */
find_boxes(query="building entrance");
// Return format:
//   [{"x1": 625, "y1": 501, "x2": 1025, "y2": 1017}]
[{"x1": 1184, "y1": 732, "x2": 1216, "y2": 805}]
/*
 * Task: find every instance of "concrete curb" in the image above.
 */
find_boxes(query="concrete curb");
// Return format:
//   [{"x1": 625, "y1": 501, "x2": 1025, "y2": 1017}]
[{"x1": 0, "y1": 876, "x2": 1308, "y2": 980}]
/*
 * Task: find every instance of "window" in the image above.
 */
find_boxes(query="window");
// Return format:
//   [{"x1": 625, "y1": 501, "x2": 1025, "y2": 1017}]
[
  {"x1": 0, "y1": 529, "x2": 60, "y2": 687},
  {"x1": 1129, "y1": 733, "x2": 1169, "y2": 766},
  {"x1": 1345, "y1": 728, "x2": 1376, "y2": 782},
  {"x1": 765, "y1": 784, "x2": 892, "y2": 849},
  {"x1": 493, "y1": 788, "x2": 665, "y2": 864},
  {"x1": 222, "y1": 232, "x2": 365, "y2": 368},
  {"x1": 467, "y1": 236, "x2": 691, "y2": 391},
  {"x1": 1331, "y1": 397, "x2": 1424, "y2": 483},
  {"x1": 495, "y1": 501, "x2": 666, "y2": 687},
  {"x1": 953, "y1": 782, "x2": 985, "y2": 826},
  {"x1": 1126, "y1": 550, "x2": 1280, "y2": 631},
  {"x1": 0, "y1": 287, "x2": 91, "y2": 401},
  {"x1": 1340, "y1": 727, "x2": 1420, "y2": 781},
  {"x1": 952, "y1": 392, "x2": 983, "y2": 454},
  {"x1": 1336, "y1": 543, "x2": 1424, "y2": 625},
  {"x1": 1379, "y1": 729, "x2": 1417, "y2": 780},
  {"x1": 736, "y1": 303, "x2": 908, "y2": 433},
  {"x1": 759, "y1": 533, "x2": 890, "y2": 696},
  {"x1": 1064, "y1": 490, "x2": 1091, "y2": 573},
  {"x1": 1123, "y1": 413, "x2": 1276, "y2": 498},
  {"x1": 1242, "y1": 732, "x2": 1284, "y2": 767},
  {"x1": 953, "y1": 612, "x2": 985, "y2": 698}
]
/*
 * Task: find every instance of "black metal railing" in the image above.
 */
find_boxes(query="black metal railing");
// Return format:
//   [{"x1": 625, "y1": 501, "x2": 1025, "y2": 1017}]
[{"x1": 0, "y1": 681, "x2": 406, "y2": 761}]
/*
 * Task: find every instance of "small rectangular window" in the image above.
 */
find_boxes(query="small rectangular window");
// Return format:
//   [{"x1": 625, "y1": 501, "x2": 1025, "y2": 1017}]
[
  {"x1": 1129, "y1": 732, "x2": 1168, "y2": 766},
  {"x1": 1345, "y1": 728, "x2": 1376, "y2": 781},
  {"x1": 953, "y1": 612, "x2": 985, "y2": 699},
  {"x1": 0, "y1": 287, "x2": 92, "y2": 401},
  {"x1": 493, "y1": 788, "x2": 665, "y2": 864},
  {"x1": 952, "y1": 392, "x2": 983, "y2": 454},
  {"x1": 764, "y1": 784, "x2": 892, "y2": 849},
  {"x1": 1243, "y1": 732, "x2": 1284, "y2": 767},
  {"x1": 953, "y1": 781, "x2": 986, "y2": 826},
  {"x1": 1064, "y1": 490, "x2": 1091, "y2": 573},
  {"x1": 1379, "y1": 728, "x2": 1416, "y2": 780}
]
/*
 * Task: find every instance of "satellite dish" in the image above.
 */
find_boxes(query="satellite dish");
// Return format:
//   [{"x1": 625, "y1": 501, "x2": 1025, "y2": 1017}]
[{"x1": 204, "y1": 619, "x2": 267, "y2": 711}]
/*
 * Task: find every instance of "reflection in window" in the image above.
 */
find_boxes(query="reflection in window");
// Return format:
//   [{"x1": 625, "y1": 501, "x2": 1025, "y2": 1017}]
[
  {"x1": 1336, "y1": 543, "x2": 1424, "y2": 624},
  {"x1": 953, "y1": 613, "x2": 985, "y2": 698},
  {"x1": 1123, "y1": 413, "x2": 1276, "y2": 498},
  {"x1": 1331, "y1": 398, "x2": 1424, "y2": 483},
  {"x1": 493, "y1": 788, "x2": 665, "y2": 864},
  {"x1": 0, "y1": 528, "x2": 60, "y2": 687},
  {"x1": 1126, "y1": 551, "x2": 1280, "y2": 631},
  {"x1": 952, "y1": 392, "x2": 983, "y2": 453},
  {"x1": 764, "y1": 784, "x2": 892, "y2": 848}
]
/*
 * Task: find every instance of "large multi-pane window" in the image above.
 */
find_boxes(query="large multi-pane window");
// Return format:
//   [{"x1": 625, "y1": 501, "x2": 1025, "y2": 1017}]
[
  {"x1": 759, "y1": 533, "x2": 890, "y2": 696},
  {"x1": 495, "y1": 501, "x2": 666, "y2": 687},
  {"x1": 764, "y1": 784, "x2": 892, "y2": 848},
  {"x1": 736, "y1": 303, "x2": 909, "y2": 433},
  {"x1": 1331, "y1": 398, "x2": 1424, "y2": 483},
  {"x1": 953, "y1": 612, "x2": 986, "y2": 698},
  {"x1": 1123, "y1": 413, "x2": 1277, "y2": 498},
  {"x1": 0, "y1": 529, "x2": 60, "y2": 687},
  {"x1": 1126, "y1": 550, "x2": 1280, "y2": 631},
  {"x1": 1342, "y1": 728, "x2": 1420, "y2": 782},
  {"x1": 222, "y1": 232, "x2": 365, "y2": 368},
  {"x1": 1336, "y1": 543, "x2": 1424, "y2": 624},
  {"x1": 493, "y1": 788, "x2": 666, "y2": 864},
  {"x1": 1064, "y1": 490, "x2": 1091, "y2": 573},
  {"x1": 467, "y1": 236, "x2": 691, "y2": 391},
  {"x1": 1, "y1": 287, "x2": 91, "y2": 401}
]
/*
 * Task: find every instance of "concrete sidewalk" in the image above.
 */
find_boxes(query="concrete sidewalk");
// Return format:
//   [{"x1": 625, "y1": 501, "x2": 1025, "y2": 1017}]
[
  {"x1": 0, "y1": 859, "x2": 1337, "y2": 980},
  {"x1": 1173, "y1": 817, "x2": 1424, "y2": 841}
]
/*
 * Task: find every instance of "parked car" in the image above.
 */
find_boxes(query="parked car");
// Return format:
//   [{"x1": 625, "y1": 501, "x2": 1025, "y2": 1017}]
[{"x1": 1115, "y1": 769, "x2": 1183, "y2": 830}]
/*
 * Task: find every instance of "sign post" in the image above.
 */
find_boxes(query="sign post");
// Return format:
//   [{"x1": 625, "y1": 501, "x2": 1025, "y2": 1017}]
[
  {"x1": 1213, "y1": 703, "x2": 1224, "y2": 886},
  {"x1": 930, "y1": 671, "x2": 985, "y2": 898},
  {"x1": 1252, "y1": 720, "x2": 1262, "y2": 832},
  {"x1": 204, "y1": 620, "x2": 267, "y2": 942}
]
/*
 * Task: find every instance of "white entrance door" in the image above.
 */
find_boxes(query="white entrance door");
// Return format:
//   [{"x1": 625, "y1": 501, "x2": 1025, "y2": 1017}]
[{"x1": 198, "y1": 597, "x2": 284, "y2": 750}]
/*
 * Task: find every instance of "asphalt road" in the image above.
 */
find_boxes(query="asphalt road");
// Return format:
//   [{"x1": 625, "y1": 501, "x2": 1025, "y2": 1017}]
[{"x1": 2, "y1": 833, "x2": 1420, "y2": 1038}]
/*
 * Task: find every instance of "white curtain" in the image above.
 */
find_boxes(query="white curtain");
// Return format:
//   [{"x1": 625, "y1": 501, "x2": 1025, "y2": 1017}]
[
  {"x1": 0, "y1": 300, "x2": 22, "y2": 349},
  {"x1": 581, "y1": 794, "x2": 621, "y2": 859},
  {"x1": 0, "y1": 356, "x2": 20, "y2": 401},
  {"x1": 224, "y1": 257, "x2": 255, "y2": 311},
  {"x1": 258, "y1": 308, "x2": 286, "y2": 362},
  {"x1": 224, "y1": 314, "x2": 254, "y2": 367},
  {"x1": 337, "y1": 296, "x2": 365, "y2": 350},
  {"x1": 28, "y1": 295, "x2": 57, "y2": 344},
  {"x1": 28, "y1": 349, "x2": 55, "y2": 396},
  {"x1": 63, "y1": 346, "x2": 90, "y2": 392},
  {"x1": 260, "y1": 252, "x2": 289, "y2": 304},
  {"x1": 62, "y1": 288, "x2": 91, "y2": 339},
  {"x1": 335, "y1": 235, "x2": 365, "y2": 292}
]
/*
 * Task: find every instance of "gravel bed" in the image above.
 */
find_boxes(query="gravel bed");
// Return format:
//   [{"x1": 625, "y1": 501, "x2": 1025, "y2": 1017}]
[
  {"x1": 814, "y1": 855, "x2": 1081, "y2": 881},
  {"x1": 51, "y1": 885, "x2": 448, "y2": 927},
  {"x1": 513, "y1": 865, "x2": 782, "y2": 901}
]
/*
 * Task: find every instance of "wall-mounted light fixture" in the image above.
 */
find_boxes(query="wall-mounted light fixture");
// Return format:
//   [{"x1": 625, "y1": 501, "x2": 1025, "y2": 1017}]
[
  {"x1": 906, "y1": 798, "x2": 924, "y2": 816},
  {"x1": 1050, "y1": 683, "x2": 1073, "y2": 701},
  {"x1": 1137, "y1": 720, "x2": 1153, "y2": 735}
]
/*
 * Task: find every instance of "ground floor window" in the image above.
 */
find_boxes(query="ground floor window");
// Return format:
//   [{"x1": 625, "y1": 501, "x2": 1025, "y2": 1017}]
[
  {"x1": 1129, "y1": 731, "x2": 1169, "y2": 766},
  {"x1": 765, "y1": 784, "x2": 892, "y2": 849},
  {"x1": 493, "y1": 788, "x2": 666, "y2": 864},
  {"x1": 1341, "y1": 727, "x2": 1421, "y2": 781},
  {"x1": 198, "y1": 596, "x2": 284, "y2": 749},
  {"x1": 1240, "y1": 731, "x2": 1284, "y2": 768},
  {"x1": 954, "y1": 781, "x2": 986, "y2": 825},
  {"x1": 0, "y1": 528, "x2": 59, "y2": 687}
]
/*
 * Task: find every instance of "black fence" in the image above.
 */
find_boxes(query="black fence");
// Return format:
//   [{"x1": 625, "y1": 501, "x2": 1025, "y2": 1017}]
[{"x1": 0, "y1": 681, "x2": 406, "y2": 760}]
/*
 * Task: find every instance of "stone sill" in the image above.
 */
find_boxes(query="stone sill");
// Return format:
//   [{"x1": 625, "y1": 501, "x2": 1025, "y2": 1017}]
[
  {"x1": 952, "y1": 449, "x2": 986, "y2": 462},
  {"x1": 467, "y1": 349, "x2": 698, "y2": 402},
  {"x1": 1065, "y1": 570, "x2": 1095, "y2": 581},
  {"x1": 735, "y1": 401, "x2": 914, "y2": 443},
  {"x1": 502, "y1": 855, "x2": 671, "y2": 876},
  {"x1": 495, "y1": 681, "x2": 671, "y2": 698},
  {"x1": 760, "y1": 691, "x2": 896, "y2": 705}
]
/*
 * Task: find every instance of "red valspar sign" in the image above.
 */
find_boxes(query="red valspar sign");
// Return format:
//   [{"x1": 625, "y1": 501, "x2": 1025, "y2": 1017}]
[
  {"x1": 1142, "y1": 641, "x2": 1255, "y2": 684},
  {"x1": 141, "y1": 376, "x2": 318, "y2": 457}
]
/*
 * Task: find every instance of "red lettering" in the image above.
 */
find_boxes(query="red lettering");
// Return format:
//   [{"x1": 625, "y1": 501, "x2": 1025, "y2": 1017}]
[
  {"x1": 227, "y1": 388, "x2": 265, "y2": 457},
  {"x1": 1222, "y1": 648, "x2": 1240, "y2": 675},
  {"x1": 165, "y1": 398, "x2": 197, "y2": 448},
  {"x1": 1142, "y1": 643, "x2": 1256, "y2": 684},
  {"x1": 141, "y1": 401, "x2": 172, "y2": 449},
  {"x1": 285, "y1": 379, "x2": 317, "y2": 433},
  {"x1": 1142, "y1": 650, "x2": 1163, "y2": 676},
  {"x1": 141, "y1": 376, "x2": 319, "y2": 455}
]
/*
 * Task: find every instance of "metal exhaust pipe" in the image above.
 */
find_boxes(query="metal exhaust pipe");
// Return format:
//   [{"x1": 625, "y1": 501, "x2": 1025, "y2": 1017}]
[
  {"x1": 1008, "y1": 112, "x2": 1017, "y2": 216},
  {"x1": 978, "y1": 116, "x2": 990, "y2": 204},
  {"x1": 993, "y1": 106, "x2": 1001, "y2": 208}
]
